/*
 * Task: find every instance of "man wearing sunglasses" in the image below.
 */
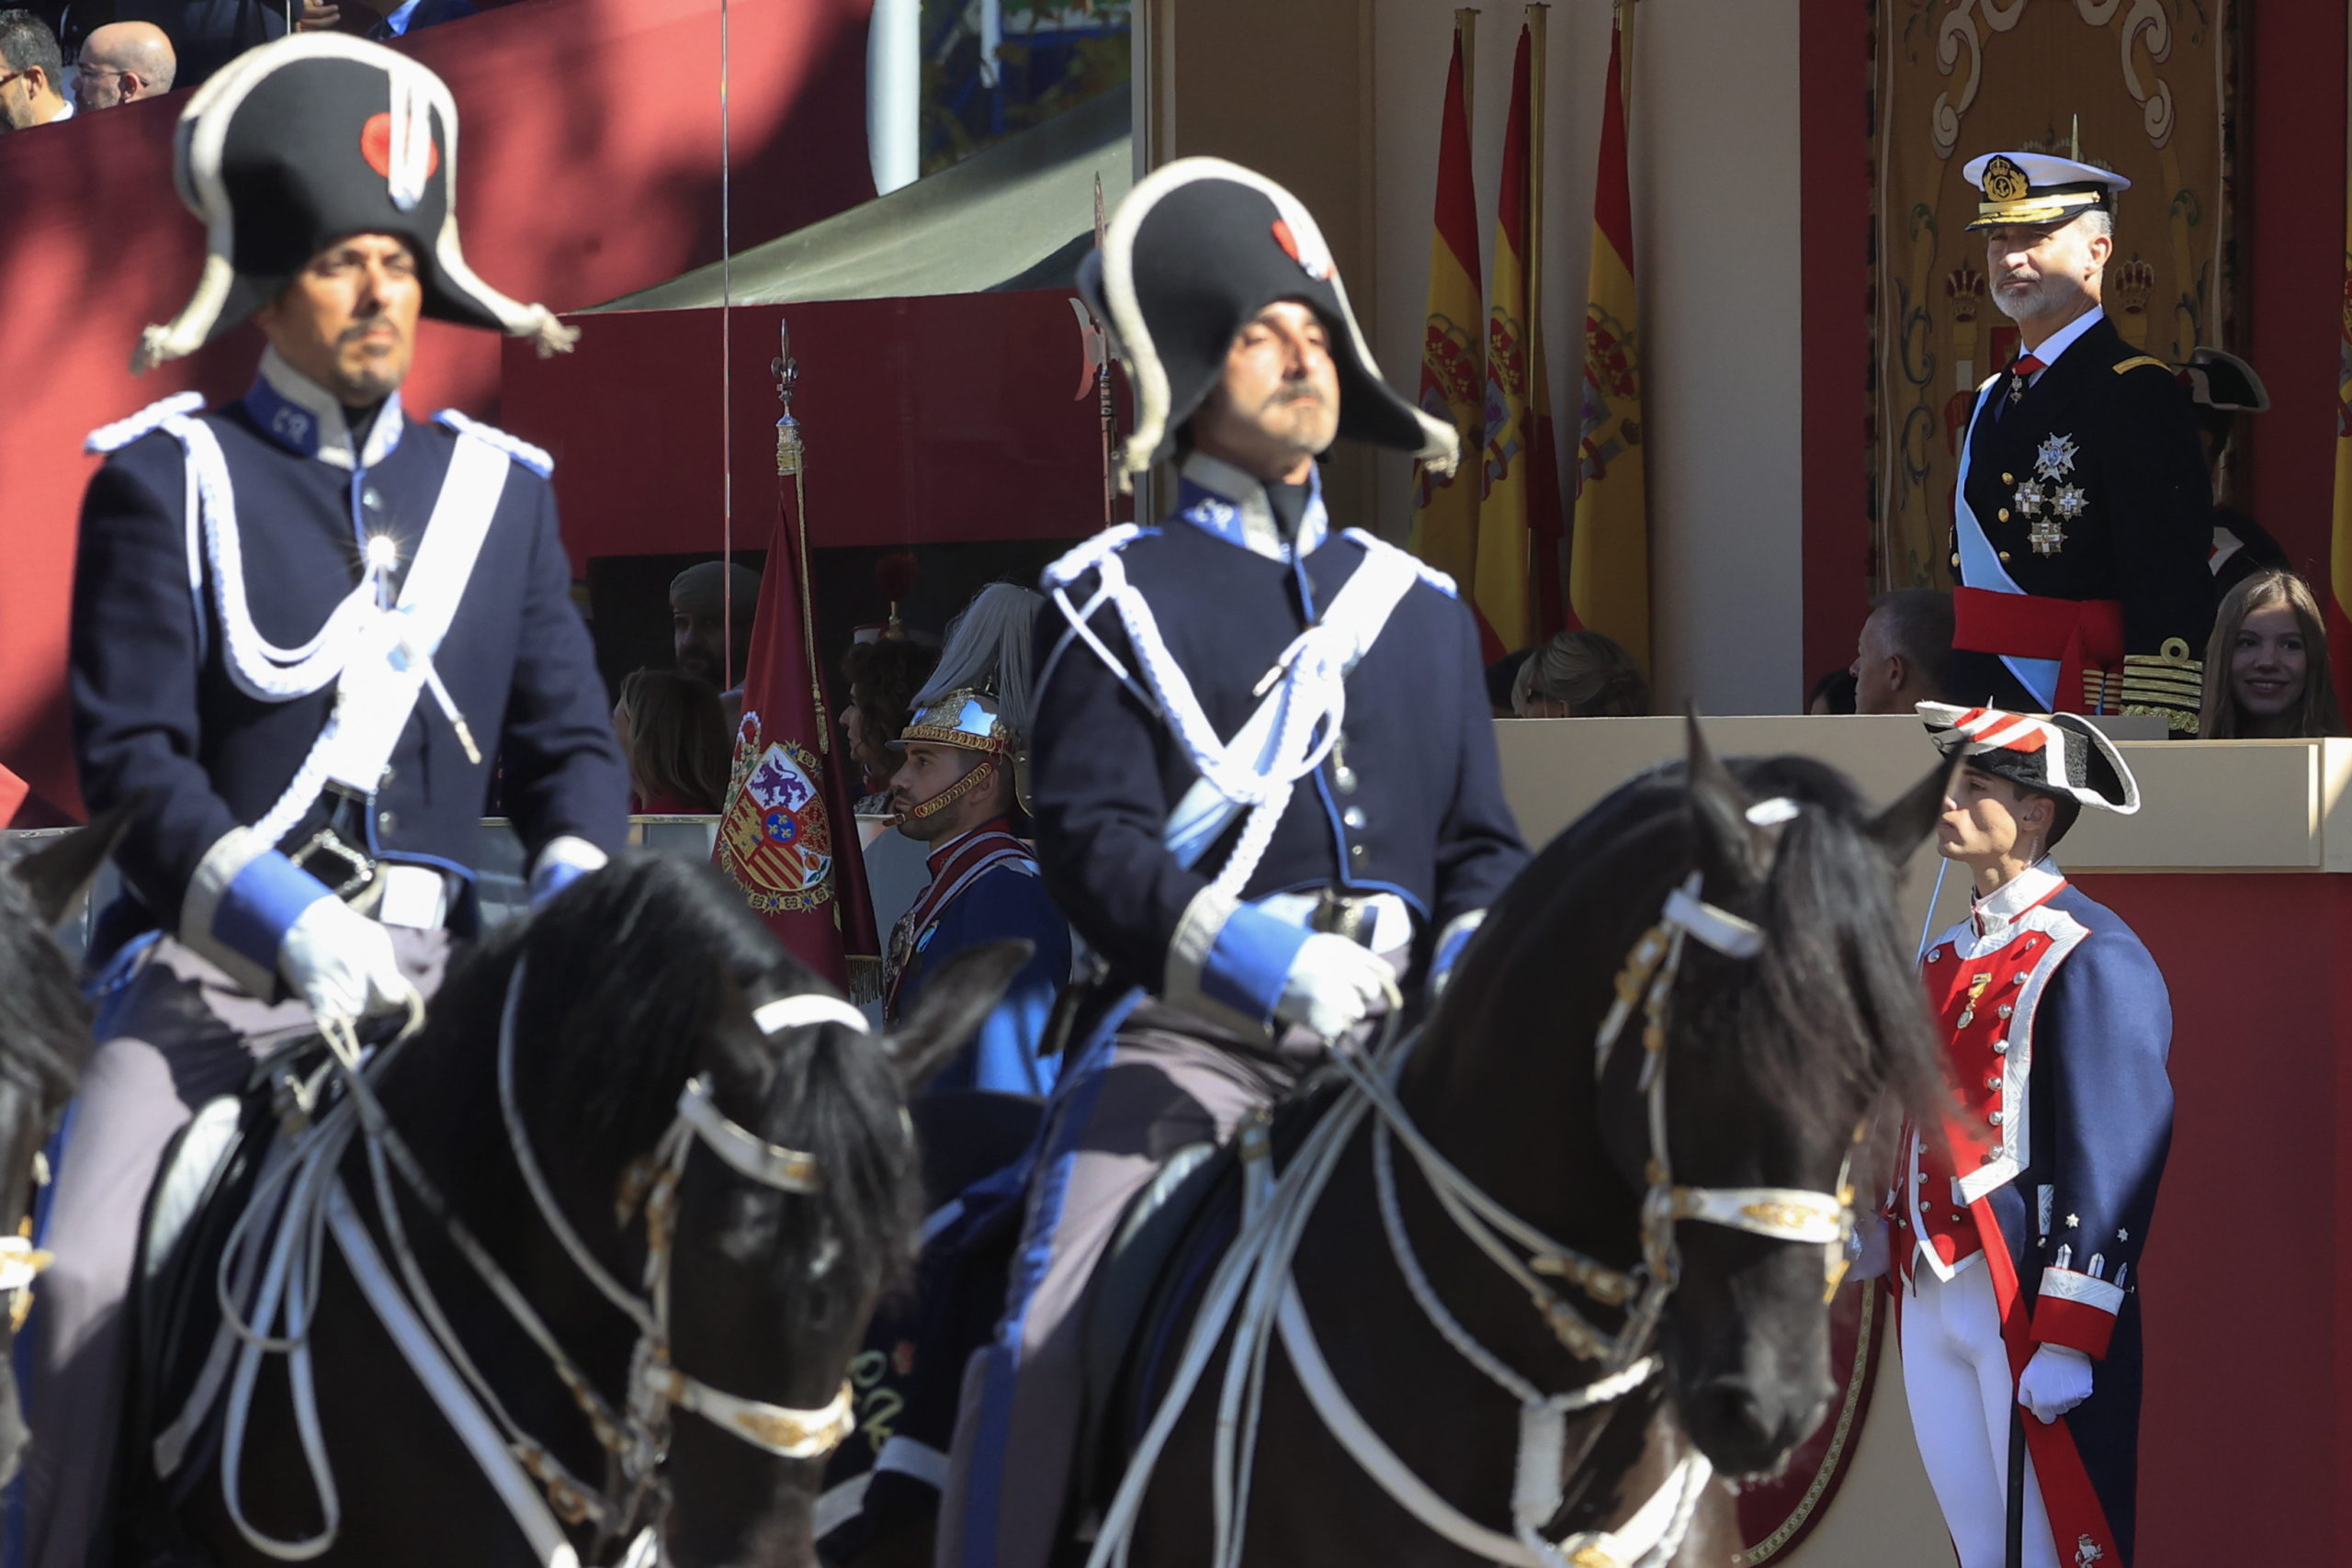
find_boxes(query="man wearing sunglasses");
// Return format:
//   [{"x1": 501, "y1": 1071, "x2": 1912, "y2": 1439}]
[{"x1": 0, "y1": 8, "x2": 71, "y2": 130}]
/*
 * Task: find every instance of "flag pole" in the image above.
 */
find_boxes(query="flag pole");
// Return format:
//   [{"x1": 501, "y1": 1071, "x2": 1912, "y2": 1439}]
[
  {"x1": 1526, "y1": 3, "x2": 1545, "y2": 386},
  {"x1": 1457, "y1": 7, "x2": 1476, "y2": 125},
  {"x1": 774, "y1": 320, "x2": 829, "y2": 750}
]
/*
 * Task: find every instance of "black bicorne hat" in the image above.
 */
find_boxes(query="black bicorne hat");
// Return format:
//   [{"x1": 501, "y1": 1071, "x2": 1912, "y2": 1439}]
[
  {"x1": 136, "y1": 35, "x2": 575, "y2": 372},
  {"x1": 1917, "y1": 703, "x2": 2142, "y2": 815},
  {"x1": 1078, "y1": 157, "x2": 1458, "y2": 478},
  {"x1": 2175, "y1": 346, "x2": 2271, "y2": 414}
]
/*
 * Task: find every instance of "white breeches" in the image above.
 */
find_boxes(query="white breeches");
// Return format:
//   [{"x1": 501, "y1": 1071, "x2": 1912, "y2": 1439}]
[{"x1": 1900, "y1": 1260, "x2": 2058, "y2": 1568}]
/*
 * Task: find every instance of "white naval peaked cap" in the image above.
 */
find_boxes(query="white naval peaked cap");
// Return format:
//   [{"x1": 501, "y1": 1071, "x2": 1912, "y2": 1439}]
[{"x1": 1961, "y1": 151, "x2": 2130, "y2": 231}]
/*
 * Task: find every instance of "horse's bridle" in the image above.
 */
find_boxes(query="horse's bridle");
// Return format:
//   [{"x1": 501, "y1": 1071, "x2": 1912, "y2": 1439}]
[
  {"x1": 491, "y1": 961, "x2": 865, "y2": 1532},
  {"x1": 1600, "y1": 869, "x2": 1859, "y2": 1321},
  {"x1": 1090, "y1": 812, "x2": 1876, "y2": 1568}
]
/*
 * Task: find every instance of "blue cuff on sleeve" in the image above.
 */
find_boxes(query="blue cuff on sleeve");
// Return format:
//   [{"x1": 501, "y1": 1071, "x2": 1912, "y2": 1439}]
[
  {"x1": 213, "y1": 852, "x2": 335, "y2": 974},
  {"x1": 1200, "y1": 902, "x2": 1313, "y2": 1026},
  {"x1": 530, "y1": 858, "x2": 592, "y2": 905}
]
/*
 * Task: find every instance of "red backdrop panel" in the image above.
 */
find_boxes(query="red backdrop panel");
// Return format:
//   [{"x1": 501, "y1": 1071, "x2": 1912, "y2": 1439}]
[
  {"x1": 498, "y1": 296, "x2": 1113, "y2": 570},
  {"x1": 0, "y1": 0, "x2": 876, "y2": 824},
  {"x1": 2069, "y1": 873, "x2": 2346, "y2": 1563}
]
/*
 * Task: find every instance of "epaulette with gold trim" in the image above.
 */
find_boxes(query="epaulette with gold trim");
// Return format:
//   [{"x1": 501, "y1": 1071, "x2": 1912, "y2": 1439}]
[
  {"x1": 2119, "y1": 637, "x2": 2203, "y2": 734},
  {"x1": 2112, "y1": 355, "x2": 2170, "y2": 376}
]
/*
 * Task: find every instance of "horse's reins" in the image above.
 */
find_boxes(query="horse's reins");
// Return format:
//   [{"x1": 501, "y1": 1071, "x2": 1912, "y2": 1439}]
[
  {"x1": 1088, "y1": 806, "x2": 1860, "y2": 1568},
  {"x1": 173, "y1": 960, "x2": 864, "y2": 1566}
]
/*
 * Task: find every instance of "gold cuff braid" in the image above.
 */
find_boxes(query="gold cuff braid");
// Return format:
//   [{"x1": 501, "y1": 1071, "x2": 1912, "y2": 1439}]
[{"x1": 2120, "y1": 643, "x2": 2203, "y2": 734}]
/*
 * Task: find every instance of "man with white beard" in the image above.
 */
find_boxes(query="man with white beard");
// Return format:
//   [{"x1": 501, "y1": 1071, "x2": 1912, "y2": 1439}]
[{"x1": 1943, "y1": 149, "x2": 2215, "y2": 735}]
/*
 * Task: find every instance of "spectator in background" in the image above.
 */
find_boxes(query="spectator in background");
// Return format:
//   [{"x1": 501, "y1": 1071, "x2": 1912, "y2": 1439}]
[
  {"x1": 1511, "y1": 629, "x2": 1649, "y2": 718},
  {"x1": 356, "y1": 0, "x2": 472, "y2": 40},
  {"x1": 841, "y1": 636, "x2": 939, "y2": 813},
  {"x1": 2198, "y1": 570, "x2": 2345, "y2": 739},
  {"x1": 74, "y1": 19, "x2": 170, "y2": 107},
  {"x1": 0, "y1": 10, "x2": 72, "y2": 128},
  {"x1": 1807, "y1": 668, "x2": 1858, "y2": 716},
  {"x1": 105, "y1": 0, "x2": 282, "y2": 91},
  {"x1": 1485, "y1": 648, "x2": 1534, "y2": 719},
  {"x1": 669, "y1": 559, "x2": 760, "y2": 726},
  {"x1": 1850, "y1": 588, "x2": 1962, "y2": 715},
  {"x1": 613, "y1": 668, "x2": 729, "y2": 813}
]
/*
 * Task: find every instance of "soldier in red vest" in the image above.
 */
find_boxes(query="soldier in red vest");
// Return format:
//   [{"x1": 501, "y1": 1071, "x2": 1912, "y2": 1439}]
[{"x1": 1891, "y1": 704, "x2": 2173, "y2": 1567}]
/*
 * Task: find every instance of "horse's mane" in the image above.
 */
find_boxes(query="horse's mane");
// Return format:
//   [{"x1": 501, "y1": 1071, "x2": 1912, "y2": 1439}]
[
  {"x1": 0, "y1": 865, "x2": 88, "y2": 1105},
  {"x1": 1459, "y1": 754, "x2": 1941, "y2": 1141},
  {"x1": 433, "y1": 853, "x2": 919, "y2": 1292}
]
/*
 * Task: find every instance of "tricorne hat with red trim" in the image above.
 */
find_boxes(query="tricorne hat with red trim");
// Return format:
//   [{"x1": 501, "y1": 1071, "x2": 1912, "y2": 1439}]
[
  {"x1": 134, "y1": 34, "x2": 576, "y2": 373},
  {"x1": 1917, "y1": 703, "x2": 2141, "y2": 814}
]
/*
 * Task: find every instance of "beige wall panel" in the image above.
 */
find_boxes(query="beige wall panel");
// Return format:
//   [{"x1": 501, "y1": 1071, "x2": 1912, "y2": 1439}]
[
  {"x1": 1366, "y1": 0, "x2": 1804, "y2": 715},
  {"x1": 1148, "y1": 0, "x2": 1380, "y2": 524}
]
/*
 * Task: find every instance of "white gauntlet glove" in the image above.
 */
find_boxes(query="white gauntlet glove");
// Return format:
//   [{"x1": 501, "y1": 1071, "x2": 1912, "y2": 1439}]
[
  {"x1": 277, "y1": 896, "x2": 417, "y2": 1024},
  {"x1": 1272, "y1": 933, "x2": 1392, "y2": 1042},
  {"x1": 1848, "y1": 1212, "x2": 1892, "y2": 1282},
  {"x1": 2017, "y1": 1344, "x2": 2094, "y2": 1424}
]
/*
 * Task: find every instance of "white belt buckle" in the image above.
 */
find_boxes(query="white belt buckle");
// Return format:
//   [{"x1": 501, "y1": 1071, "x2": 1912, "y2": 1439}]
[{"x1": 375, "y1": 864, "x2": 448, "y2": 931}]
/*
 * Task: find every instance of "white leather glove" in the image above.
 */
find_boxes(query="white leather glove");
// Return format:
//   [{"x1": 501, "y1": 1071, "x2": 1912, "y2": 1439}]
[
  {"x1": 277, "y1": 896, "x2": 417, "y2": 1024},
  {"x1": 1848, "y1": 1212, "x2": 1892, "y2": 1282},
  {"x1": 1272, "y1": 933, "x2": 1392, "y2": 1042},
  {"x1": 2017, "y1": 1344, "x2": 2094, "y2": 1424}
]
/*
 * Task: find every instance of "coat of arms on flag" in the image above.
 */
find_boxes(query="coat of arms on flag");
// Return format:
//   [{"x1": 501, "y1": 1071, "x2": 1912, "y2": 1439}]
[{"x1": 718, "y1": 712, "x2": 836, "y2": 915}]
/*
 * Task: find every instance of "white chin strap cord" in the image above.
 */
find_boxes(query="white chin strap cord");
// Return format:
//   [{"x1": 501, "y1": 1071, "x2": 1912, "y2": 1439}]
[{"x1": 1088, "y1": 823, "x2": 1859, "y2": 1568}]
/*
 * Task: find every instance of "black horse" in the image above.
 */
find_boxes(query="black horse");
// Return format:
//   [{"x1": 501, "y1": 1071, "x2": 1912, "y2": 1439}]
[
  {"x1": 0, "y1": 807, "x2": 136, "y2": 1486},
  {"x1": 1082, "y1": 726, "x2": 1951, "y2": 1566},
  {"x1": 148, "y1": 852, "x2": 1022, "y2": 1568}
]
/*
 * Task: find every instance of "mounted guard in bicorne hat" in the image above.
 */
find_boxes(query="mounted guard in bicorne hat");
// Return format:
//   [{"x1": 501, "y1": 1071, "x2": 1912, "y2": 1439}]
[
  {"x1": 933, "y1": 157, "x2": 1530, "y2": 1568},
  {"x1": 1884, "y1": 703, "x2": 2171, "y2": 1568},
  {"x1": 26, "y1": 35, "x2": 627, "y2": 1568}
]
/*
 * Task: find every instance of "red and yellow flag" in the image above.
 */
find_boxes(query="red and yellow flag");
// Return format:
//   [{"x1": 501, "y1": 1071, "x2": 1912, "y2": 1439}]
[
  {"x1": 1569, "y1": 15, "x2": 1651, "y2": 672},
  {"x1": 1477, "y1": 18, "x2": 1566, "y2": 660},
  {"x1": 1406, "y1": 18, "x2": 1484, "y2": 593},
  {"x1": 715, "y1": 366, "x2": 881, "y2": 999}
]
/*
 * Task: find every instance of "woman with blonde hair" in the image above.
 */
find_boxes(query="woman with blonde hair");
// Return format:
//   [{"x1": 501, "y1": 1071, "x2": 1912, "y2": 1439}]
[
  {"x1": 1510, "y1": 629, "x2": 1650, "y2": 717},
  {"x1": 2198, "y1": 569, "x2": 2345, "y2": 739}
]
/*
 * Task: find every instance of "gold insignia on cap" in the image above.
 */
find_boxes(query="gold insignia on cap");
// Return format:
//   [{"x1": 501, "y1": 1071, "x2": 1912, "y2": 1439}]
[{"x1": 1981, "y1": 155, "x2": 2029, "y2": 203}]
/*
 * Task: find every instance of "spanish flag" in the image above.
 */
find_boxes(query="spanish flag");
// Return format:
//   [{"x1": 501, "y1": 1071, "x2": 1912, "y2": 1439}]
[
  {"x1": 1477, "y1": 18, "x2": 1563, "y2": 660},
  {"x1": 1569, "y1": 14, "x2": 1651, "y2": 672},
  {"x1": 1406, "y1": 18, "x2": 1484, "y2": 593}
]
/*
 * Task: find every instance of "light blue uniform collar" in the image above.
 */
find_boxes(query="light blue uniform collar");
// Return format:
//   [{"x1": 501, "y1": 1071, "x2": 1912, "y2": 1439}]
[
  {"x1": 1172, "y1": 452, "x2": 1329, "y2": 562},
  {"x1": 243, "y1": 348, "x2": 405, "y2": 470}
]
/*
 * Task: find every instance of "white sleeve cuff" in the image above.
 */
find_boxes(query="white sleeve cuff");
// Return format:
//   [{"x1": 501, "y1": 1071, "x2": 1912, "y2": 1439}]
[{"x1": 529, "y1": 834, "x2": 608, "y2": 903}]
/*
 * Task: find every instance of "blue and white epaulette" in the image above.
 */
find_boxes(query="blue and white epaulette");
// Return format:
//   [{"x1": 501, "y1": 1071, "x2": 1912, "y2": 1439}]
[
  {"x1": 86, "y1": 391, "x2": 207, "y2": 456},
  {"x1": 1042, "y1": 524, "x2": 1145, "y2": 590},
  {"x1": 1342, "y1": 527, "x2": 1456, "y2": 598},
  {"x1": 435, "y1": 409, "x2": 554, "y2": 477}
]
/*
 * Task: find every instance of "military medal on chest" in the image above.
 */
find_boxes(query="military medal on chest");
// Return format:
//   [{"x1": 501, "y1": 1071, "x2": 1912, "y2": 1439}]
[{"x1": 2010, "y1": 433, "x2": 2086, "y2": 556}]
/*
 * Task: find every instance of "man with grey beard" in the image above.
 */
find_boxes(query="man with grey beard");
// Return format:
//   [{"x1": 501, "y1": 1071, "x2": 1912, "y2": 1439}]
[{"x1": 1944, "y1": 148, "x2": 2214, "y2": 735}]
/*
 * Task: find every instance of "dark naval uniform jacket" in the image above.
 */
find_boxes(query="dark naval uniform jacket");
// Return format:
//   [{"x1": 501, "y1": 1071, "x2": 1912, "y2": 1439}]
[
  {"x1": 72, "y1": 352, "x2": 628, "y2": 983},
  {"x1": 1951, "y1": 310, "x2": 2215, "y2": 733},
  {"x1": 1028, "y1": 454, "x2": 1527, "y2": 1033},
  {"x1": 1894, "y1": 863, "x2": 2173, "y2": 1563}
]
